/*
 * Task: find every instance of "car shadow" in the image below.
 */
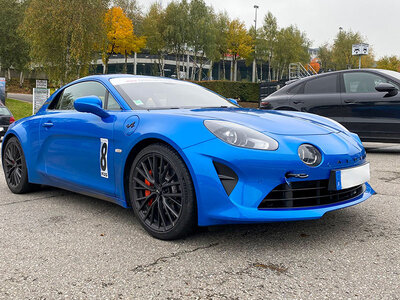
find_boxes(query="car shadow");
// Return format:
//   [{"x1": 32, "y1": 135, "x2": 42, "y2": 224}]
[{"x1": 41, "y1": 186, "x2": 372, "y2": 253}]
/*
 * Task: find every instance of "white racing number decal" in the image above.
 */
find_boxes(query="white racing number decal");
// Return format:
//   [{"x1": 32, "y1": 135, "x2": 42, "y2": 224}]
[{"x1": 100, "y1": 138, "x2": 108, "y2": 178}]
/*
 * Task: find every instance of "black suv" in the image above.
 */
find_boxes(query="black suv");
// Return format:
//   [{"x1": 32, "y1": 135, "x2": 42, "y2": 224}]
[
  {"x1": 260, "y1": 69, "x2": 400, "y2": 143},
  {"x1": 0, "y1": 104, "x2": 15, "y2": 137}
]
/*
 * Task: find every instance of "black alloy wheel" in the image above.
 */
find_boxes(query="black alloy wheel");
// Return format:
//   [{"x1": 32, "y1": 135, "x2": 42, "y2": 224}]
[
  {"x1": 2, "y1": 137, "x2": 37, "y2": 194},
  {"x1": 129, "y1": 144, "x2": 196, "y2": 240}
]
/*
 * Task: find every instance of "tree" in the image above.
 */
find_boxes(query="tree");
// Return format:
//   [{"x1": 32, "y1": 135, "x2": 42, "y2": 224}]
[
  {"x1": 163, "y1": 0, "x2": 190, "y2": 78},
  {"x1": 227, "y1": 19, "x2": 253, "y2": 81},
  {"x1": 103, "y1": 7, "x2": 146, "y2": 74},
  {"x1": 318, "y1": 43, "x2": 334, "y2": 71},
  {"x1": 262, "y1": 12, "x2": 278, "y2": 81},
  {"x1": 21, "y1": 0, "x2": 107, "y2": 85},
  {"x1": 376, "y1": 56, "x2": 400, "y2": 71},
  {"x1": 214, "y1": 12, "x2": 230, "y2": 80},
  {"x1": 142, "y1": 3, "x2": 166, "y2": 76},
  {"x1": 113, "y1": 0, "x2": 143, "y2": 35},
  {"x1": 273, "y1": 25, "x2": 310, "y2": 80},
  {"x1": 0, "y1": 0, "x2": 30, "y2": 85},
  {"x1": 188, "y1": 0, "x2": 217, "y2": 80}
]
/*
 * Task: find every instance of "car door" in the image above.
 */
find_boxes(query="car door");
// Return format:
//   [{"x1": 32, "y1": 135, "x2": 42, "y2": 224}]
[
  {"x1": 39, "y1": 81, "x2": 121, "y2": 196},
  {"x1": 340, "y1": 71, "x2": 400, "y2": 141},
  {"x1": 289, "y1": 73, "x2": 343, "y2": 121}
]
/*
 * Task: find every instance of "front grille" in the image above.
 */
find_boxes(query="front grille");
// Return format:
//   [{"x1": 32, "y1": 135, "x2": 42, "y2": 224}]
[{"x1": 258, "y1": 180, "x2": 365, "y2": 209}]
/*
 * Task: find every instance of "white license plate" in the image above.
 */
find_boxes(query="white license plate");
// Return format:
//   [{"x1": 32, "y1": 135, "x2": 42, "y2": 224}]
[
  {"x1": 0, "y1": 127, "x2": 3, "y2": 132},
  {"x1": 332, "y1": 163, "x2": 370, "y2": 190}
]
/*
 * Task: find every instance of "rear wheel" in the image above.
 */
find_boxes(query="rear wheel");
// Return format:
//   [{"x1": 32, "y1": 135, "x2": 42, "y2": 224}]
[
  {"x1": 129, "y1": 143, "x2": 196, "y2": 240},
  {"x1": 2, "y1": 137, "x2": 37, "y2": 194}
]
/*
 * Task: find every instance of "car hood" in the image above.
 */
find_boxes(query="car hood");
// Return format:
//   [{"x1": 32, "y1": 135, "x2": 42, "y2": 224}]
[{"x1": 179, "y1": 108, "x2": 340, "y2": 135}]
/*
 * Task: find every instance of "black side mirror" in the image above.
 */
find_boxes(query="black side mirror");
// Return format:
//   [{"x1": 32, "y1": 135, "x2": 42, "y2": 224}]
[{"x1": 375, "y1": 83, "x2": 398, "y2": 97}]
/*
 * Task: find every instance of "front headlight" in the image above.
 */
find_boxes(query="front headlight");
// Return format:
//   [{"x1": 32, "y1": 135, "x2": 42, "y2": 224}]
[{"x1": 204, "y1": 120, "x2": 279, "y2": 150}]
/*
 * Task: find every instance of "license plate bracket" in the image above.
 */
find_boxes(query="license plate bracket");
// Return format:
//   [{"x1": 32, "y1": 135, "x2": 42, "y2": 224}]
[{"x1": 328, "y1": 163, "x2": 370, "y2": 191}]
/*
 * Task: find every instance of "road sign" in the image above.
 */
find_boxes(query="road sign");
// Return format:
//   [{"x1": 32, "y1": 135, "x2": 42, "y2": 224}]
[
  {"x1": 0, "y1": 77, "x2": 5, "y2": 105},
  {"x1": 33, "y1": 87, "x2": 50, "y2": 114},
  {"x1": 36, "y1": 79, "x2": 47, "y2": 89},
  {"x1": 352, "y1": 43, "x2": 369, "y2": 56}
]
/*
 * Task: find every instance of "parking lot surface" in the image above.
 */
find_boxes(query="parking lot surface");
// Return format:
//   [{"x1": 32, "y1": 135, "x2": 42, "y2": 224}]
[{"x1": 0, "y1": 143, "x2": 399, "y2": 299}]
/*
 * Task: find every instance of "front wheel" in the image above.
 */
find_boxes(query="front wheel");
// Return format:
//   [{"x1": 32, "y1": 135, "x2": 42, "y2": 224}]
[
  {"x1": 129, "y1": 143, "x2": 196, "y2": 240},
  {"x1": 2, "y1": 137, "x2": 37, "y2": 194}
]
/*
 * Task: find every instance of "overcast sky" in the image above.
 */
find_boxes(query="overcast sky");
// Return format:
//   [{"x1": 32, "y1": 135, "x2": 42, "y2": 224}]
[{"x1": 140, "y1": 0, "x2": 399, "y2": 59}]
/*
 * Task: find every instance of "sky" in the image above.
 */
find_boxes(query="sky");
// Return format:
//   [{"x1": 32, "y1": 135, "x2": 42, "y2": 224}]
[{"x1": 139, "y1": 0, "x2": 400, "y2": 59}]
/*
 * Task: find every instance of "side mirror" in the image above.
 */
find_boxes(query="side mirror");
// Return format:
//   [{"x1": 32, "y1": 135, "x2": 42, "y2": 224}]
[
  {"x1": 227, "y1": 98, "x2": 239, "y2": 106},
  {"x1": 375, "y1": 83, "x2": 398, "y2": 96},
  {"x1": 74, "y1": 96, "x2": 110, "y2": 119}
]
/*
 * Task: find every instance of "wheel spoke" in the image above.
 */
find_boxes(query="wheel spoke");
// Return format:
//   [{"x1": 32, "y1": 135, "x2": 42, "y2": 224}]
[
  {"x1": 157, "y1": 199, "x2": 167, "y2": 230},
  {"x1": 138, "y1": 192, "x2": 156, "y2": 211},
  {"x1": 136, "y1": 166, "x2": 154, "y2": 184},
  {"x1": 163, "y1": 197, "x2": 179, "y2": 219},
  {"x1": 152, "y1": 154, "x2": 159, "y2": 184},
  {"x1": 165, "y1": 196, "x2": 182, "y2": 207},
  {"x1": 140, "y1": 162, "x2": 154, "y2": 183},
  {"x1": 144, "y1": 198, "x2": 157, "y2": 221},
  {"x1": 162, "y1": 181, "x2": 180, "y2": 188},
  {"x1": 133, "y1": 177, "x2": 154, "y2": 190}
]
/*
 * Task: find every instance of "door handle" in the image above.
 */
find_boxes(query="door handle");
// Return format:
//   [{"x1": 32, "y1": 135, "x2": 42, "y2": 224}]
[
  {"x1": 293, "y1": 100, "x2": 304, "y2": 104},
  {"x1": 42, "y1": 121, "x2": 54, "y2": 128}
]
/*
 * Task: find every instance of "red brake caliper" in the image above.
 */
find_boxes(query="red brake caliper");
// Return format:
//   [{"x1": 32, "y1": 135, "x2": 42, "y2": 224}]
[{"x1": 145, "y1": 170, "x2": 153, "y2": 206}]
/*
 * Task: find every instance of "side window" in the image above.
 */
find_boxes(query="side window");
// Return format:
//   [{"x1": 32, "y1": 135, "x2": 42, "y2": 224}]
[
  {"x1": 287, "y1": 83, "x2": 304, "y2": 95},
  {"x1": 107, "y1": 93, "x2": 122, "y2": 110},
  {"x1": 343, "y1": 72, "x2": 398, "y2": 93},
  {"x1": 52, "y1": 81, "x2": 107, "y2": 110},
  {"x1": 304, "y1": 74, "x2": 338, "y2": 94}
]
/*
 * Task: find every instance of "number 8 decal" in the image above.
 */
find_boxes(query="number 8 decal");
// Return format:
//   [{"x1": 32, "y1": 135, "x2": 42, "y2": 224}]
[{"x1": 100, "y1": 138, "x2": 108, "y2": 178}]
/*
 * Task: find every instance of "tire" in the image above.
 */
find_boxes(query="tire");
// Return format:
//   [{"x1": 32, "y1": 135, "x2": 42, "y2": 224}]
[
  {"x1": 2, "y1": 137, "x2": 37, "y2": 194},
  {"x1": 129, "y1": 143, "x2": 196, "y2": 240}
]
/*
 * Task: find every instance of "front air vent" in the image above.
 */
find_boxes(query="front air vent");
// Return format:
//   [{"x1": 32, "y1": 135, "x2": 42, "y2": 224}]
[{"x1": 213, "y1": 162, "x2": 238, "y2": 196}]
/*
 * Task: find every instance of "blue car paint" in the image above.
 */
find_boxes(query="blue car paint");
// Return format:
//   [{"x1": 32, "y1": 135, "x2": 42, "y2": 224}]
[{"x1": 2, "y1": 75, "x2": 375, "y2": 226}]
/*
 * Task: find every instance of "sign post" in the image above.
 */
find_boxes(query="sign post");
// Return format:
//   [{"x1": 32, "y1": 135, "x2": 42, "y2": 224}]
[
  {"x1": 33, "y1": 79, "x2": 50, "y2": 114},
  {"x1": 352, "y1": 43, "x2": 369, "y2": 69}
]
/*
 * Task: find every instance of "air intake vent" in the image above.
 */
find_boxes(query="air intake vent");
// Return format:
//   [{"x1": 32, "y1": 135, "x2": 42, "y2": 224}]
[
  {"x1": 213, "y1": 162, "x2": 238, "y2": 196},
  {"x1": 259, "y1": 180, "x2": 365, "y2": 209}
]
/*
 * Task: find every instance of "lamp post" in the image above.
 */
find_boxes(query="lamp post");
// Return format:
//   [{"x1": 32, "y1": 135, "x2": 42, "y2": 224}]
[{"x1": 252, "y1": 5, "x2": 259, "y2": 83}]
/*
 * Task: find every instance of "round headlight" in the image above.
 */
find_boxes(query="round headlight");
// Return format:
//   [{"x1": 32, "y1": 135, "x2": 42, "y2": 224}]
[{"x1": 298, "y1": 144, "x2": 322, "y2": 167}]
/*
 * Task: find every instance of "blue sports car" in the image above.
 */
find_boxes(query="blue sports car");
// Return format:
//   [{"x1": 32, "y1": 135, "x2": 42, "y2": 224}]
[{"x1": 2, "y1": 75, "x2": 375, "y2": 239}]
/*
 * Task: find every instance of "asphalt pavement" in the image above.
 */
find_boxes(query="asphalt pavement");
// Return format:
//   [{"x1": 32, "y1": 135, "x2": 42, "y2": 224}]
[
  {"x1": 0, "y1": 143, "x2": 399, "y2": 299},
  {"x1": 7, "y1": 93, "x2": 33, "y2": 103}
]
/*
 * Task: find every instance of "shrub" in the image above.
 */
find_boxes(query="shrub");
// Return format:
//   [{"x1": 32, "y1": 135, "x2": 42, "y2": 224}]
[{"x1": 192, "y1": 80, "x2": 260, "y2": 102}]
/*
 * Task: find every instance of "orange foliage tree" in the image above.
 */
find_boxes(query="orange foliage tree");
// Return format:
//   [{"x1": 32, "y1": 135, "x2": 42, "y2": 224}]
[{"x1": 102, "y1": 7, "x2": 146, "y2": 74}]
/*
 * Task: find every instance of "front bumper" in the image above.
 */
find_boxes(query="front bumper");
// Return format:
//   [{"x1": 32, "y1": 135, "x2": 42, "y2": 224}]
[{"x1": 182, "y1": 132, "x2": 375, "y2": 226}]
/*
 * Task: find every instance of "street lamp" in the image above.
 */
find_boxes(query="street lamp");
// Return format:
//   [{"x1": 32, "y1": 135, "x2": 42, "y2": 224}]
[{"x1": 252, "y1": 5, "x2": 259, "y2": 83}]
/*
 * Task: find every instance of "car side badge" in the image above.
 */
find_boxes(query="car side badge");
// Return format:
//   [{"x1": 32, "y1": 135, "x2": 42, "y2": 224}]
[{"x1": 124, "y1": 116, "x2": 139, "y2": 136}]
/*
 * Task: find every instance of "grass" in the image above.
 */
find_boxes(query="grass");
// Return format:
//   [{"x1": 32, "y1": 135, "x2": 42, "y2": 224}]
[{"x1": 6, "y1": 99, "x2": 33, "y2": 120}]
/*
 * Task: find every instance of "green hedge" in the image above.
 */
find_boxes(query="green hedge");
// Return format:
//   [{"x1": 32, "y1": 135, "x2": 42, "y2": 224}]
[{"x1": 192, "y1": 80, "x2": 260, "y2": 102}]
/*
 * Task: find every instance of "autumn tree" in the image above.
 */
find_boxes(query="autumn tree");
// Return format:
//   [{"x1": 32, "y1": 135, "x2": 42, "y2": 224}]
[
  {"x1": 113, "y1": 0, "x2": 143, "y2": 34},
  {"x1": 0, "y1": 0, "x2": 29, "y2": 85},
  {"x1": 227, "y1": 19, "x2": 253, "y2": 81},
  {"x1": 376, "y1": 56, "x2": 400, "y2": 71},
  {"x1": 103, "y1": 7, "x2": 146, "y2": 74},
  {"x1": 142, "y1": 3, "x2": 166, "y2": 76}
]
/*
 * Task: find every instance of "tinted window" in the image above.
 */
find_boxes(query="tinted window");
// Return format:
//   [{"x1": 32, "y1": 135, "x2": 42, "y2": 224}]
[
  {"x1": 107, "y1": 93, "x2": 121, "y2": 110},
  {"x1": 288, "y1": 83, "x2": 303, "y2": 94},
  {"x1": 110, "y1": 78, "x2": 235, "y2": 110},
  {"x1": 304, "y1": 74, "x2": 338, "y2": 94},
  {"x1": 54, "y1": 81, "x2": 107, "y2": 110},
  {"x1": 343, "y1": 72, "x2": 398, "y2": 93}
]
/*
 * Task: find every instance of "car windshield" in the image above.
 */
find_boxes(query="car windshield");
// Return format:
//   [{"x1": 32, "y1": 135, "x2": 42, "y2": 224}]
[
  {"x1": 379, "y1": 70, "x2": 400, "y2": 80},
  {"x1": 110, "y1": 77, "x2": 236, "y2": 110}
]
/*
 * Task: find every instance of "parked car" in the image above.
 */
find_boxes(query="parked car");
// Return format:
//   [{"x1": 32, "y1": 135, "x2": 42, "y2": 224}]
[
  {"x1": 0, "y1": 104, "x2": 15, "y2": 137},
  {"x1": 260, "y1": 69, "x2": 400, "y2": 143},
  {"x1": 2, "y1": 75, "x2": 374, "y2": 239}
]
